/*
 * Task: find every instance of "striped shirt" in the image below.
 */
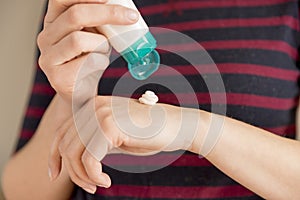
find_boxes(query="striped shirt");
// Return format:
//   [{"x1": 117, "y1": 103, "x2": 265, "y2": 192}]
[{"x1": 16, "y1": 0, "x2": 300, "y2": 199}]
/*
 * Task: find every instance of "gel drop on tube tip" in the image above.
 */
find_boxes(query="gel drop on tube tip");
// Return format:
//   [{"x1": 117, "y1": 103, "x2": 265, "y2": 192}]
[{"x1": 97, "y1": 0, "x2": 160, "y2": 80}]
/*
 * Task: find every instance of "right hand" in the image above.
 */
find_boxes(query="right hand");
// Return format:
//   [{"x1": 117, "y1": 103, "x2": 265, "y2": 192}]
[{"x1": 37, "y1": 0, "x2": 139, "y2": 102}]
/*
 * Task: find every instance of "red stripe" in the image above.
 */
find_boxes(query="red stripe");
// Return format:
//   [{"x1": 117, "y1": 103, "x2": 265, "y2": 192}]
[
  {"x1": 171, "y1": 154, "x2": 211, "y2": 166},
  {"x1": 97, "y1": 185, "x2": 254, "y2": 198},
  {"x1": 102, "y1": 67, "x2": 127, "y2": 78},
  {"x1": 35, "y1": 62, "x2": 40, "y2": 69},
  {"x1": 226, "y1": 93, "x2": 297, "y2": 110},
  {"x1": 263, "y1": 124, "x2": 296, "y2": 137},
  {"x1": 32, "y1": 84, "x2": 55, "y2": 96},
  {"x1": 157, "y1": 93, "x2": 297, "y2": 110},
  {"x1": 25, "y1": 107, "x2": 46, "y2": 118},
  {"x1": 140, "y1": 0, "x2": 294, "y2": 15},
  {"x1": 103, "y1": 154, "x2": 212, "y2": 167},
  {"x1": 20, "y1": 129, "x2": 34, "y2": 139},
  {"x1": 156, "y1": 16, "x2": 299, "y2": 32},
  {"x1": 170, "y1": 64, "x2": 299, "y2": 81},
  {"x1": 215, "y1": 63, "x2": 300, "y2": 81},
  {"x1": 158, "y1": 40, "x2": 298, "y2": 60}
]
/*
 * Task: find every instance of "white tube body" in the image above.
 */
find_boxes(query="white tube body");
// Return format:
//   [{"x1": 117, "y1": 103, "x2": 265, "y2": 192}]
[{"x1": 99, "y1": 0, "x2": 149, "y2": 52}]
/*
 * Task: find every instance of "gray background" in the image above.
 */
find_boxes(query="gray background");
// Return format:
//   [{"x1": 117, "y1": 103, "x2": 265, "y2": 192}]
[
  {"x1": 0, "y1": 1, "x2": 300, "y2": 199},
  {"x1": 0, "y1": 0, "x2": 45, "y2": 199}
]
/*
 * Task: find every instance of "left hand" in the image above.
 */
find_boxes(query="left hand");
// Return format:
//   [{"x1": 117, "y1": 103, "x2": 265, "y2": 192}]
[{"x1": 48, "y1": 95, "x2": 200, "y2": 192}]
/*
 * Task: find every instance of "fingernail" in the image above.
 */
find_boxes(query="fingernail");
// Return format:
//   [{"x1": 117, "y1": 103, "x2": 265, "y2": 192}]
[
  {"x1": 127, "y1": 10, "x2": 139, "y2": 21},
  {"x1": 83, "y1": 186, "x2": 97, "y2": 194},
  {"x1": 98, "y1": 174, "x2": 111, "y2": 188}
]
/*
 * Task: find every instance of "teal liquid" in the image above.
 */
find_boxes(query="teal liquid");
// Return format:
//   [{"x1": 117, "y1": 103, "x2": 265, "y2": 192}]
[
  {"x1": 128, "y1": 50, "x2": 160, "y2": 80},
  {"x1": 121, "y1": 32, "x2": 160, "y2": 80}
]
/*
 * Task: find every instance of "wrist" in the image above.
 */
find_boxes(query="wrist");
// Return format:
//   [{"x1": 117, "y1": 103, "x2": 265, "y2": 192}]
[
  {"x1": 35, "y1": 94, "x2": 72, "y2": 139},
  {"x1": 189, "y1": 111, "x2": 226, "y2": 158},
  {"x1": 187, "y1": 110, "x2": 211, "y2": 155},
  {"x1": 47, "y1": 94, "x2": 73, "y2": 127}
]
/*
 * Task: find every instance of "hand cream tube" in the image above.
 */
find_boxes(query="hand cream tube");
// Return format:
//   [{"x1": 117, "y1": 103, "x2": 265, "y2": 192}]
[{"x1": 97, "y1": 0, "x2": 160, "y2": 80}]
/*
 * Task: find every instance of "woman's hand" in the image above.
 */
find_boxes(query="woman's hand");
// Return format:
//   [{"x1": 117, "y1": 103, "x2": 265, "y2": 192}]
[
  {"x1": 49, "y1": 114, "x2": 112, "y2": 194},
  {"x1": 37, "y1": 0, "x2": 139, "y2": 102},
  {"x1": 37, "y1": 0, "x2": 140, "y2": 193},
  {"x1": 94, "y1": 96, "x2": 191, "y2": 154},
  {"x1": 48, "y1": 95, "x2": 201, "y2": 193}
]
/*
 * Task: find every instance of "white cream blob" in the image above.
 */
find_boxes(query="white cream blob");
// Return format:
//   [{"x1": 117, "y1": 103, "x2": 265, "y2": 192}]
[{"x1": 138, "y1": 90, "x2": 159, "y2": 105}]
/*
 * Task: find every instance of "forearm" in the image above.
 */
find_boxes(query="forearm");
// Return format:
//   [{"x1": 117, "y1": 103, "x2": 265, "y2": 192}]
[
  {"x1": 2, "y1": 95, "x2": 74, "y2": 200},
  {"x1": 192, "y1": 111, "x2": 300, "y2": 199}
]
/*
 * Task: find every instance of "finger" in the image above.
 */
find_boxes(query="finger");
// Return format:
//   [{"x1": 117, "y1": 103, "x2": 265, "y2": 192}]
[
  {"x1": 41, "y1": 31, "x2": 110, "y2": 66},
  {"x1": 43, "y1": 4, "x2": 139, "y2": 45},
  {"x1": 112, "y1": 146, "x2": 158, "y2": 156},
  {"x1": 48, "y1": 117, "x2": 74, "y2": 181},
  {"x1": 58, "y1": 125, "x2": 97, "y2": 193},
  {"x1": 72, "y1": 99, "x2": 111, "y2": 187},
  {"x1": 40, "y1": 53, "x2": 109, "y2": 99},
  {"x1": 63, "y1": 155, "x2": 97, "y2": 194},
  {"x1": 63, "y1": 125, "x2": 100, "y2": 186},
  {"x1": 45, "y1": 0, "x2": 107, "y2": 26},
  {"x1": 82, "y1": 150, "x2": 111, "y2": 188}
]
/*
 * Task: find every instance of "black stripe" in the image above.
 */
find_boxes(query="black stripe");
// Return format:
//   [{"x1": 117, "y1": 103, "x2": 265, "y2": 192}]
[
  {"x1": 22, "y1": 117, "x2": 42, "y2": 131},
  {"x1": 78, "y1": 190, "x2": 262, "y2": 200},
  {"x1": 222, "y1": 74, "x2": 299, "y2": 98},
  {"x1": 34, "y1": 69, "x2": 50, "y2": 84},
  {"x1": 102, "y1": 164, "x2": 237, "y2": 187},
  {"x1": 173, "y1": 48, "x2": 297, "y2": 69},
  {"x1": 134, "y1": 0, "x2": 166, "y2": 8},
  {"x1": 85, "y1": 194, "x2": 263, "y2": 200},
  {"x1": 225, "y1": 105, "x2": 296, "y2": 128},
  {"x1": 142, "y1": 2, "x2": 298, "y2": 24},
  {"x1": 27, "y1": 94, "x2": 53, "y2": 108},
  {"x1": 15, "y1": 138, "x2": 29, "y2": 152},
  {"x1": 155, "y1": 26, "x2": 299, "y2": 48},
  {"x1": 208, "y1": 49, "x2": 297, "y2": 69}
]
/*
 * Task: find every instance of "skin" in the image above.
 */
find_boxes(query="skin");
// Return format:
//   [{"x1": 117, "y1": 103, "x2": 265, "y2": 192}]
[
  {"x1": 49, "y1": 95, "x2": 300, "y2": 199},
  {"x1": 1, "y1": 95, "x2": 74, "y2": 200},
  {"x1": 2, "y1": 0, "x2": 300, "y2": 199},
  {"x1": 2, "y1": 0, "x2": 139, "y2": 198}
]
